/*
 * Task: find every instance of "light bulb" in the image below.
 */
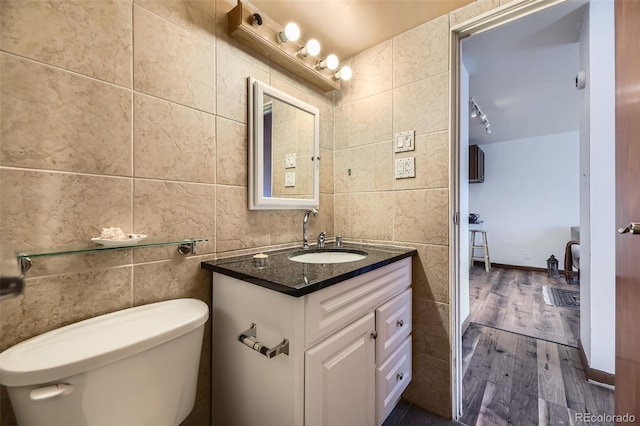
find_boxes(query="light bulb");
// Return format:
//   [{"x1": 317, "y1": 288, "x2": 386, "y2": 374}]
[
  {"x1": 326, "y1": 54, "x2": 339, "y2": 70},
  {"x1": 470, "y1": 110, "x2": 477, "y2": 118},
  {"x1": 277, "y1": 22, "x2": 300, "y2": 43},
  {"x1": 306, "y1": 39, "x2": 321, "y2": 56},
  {"x1": 298, "y1": 39, "x2": 321, "y2": 58},
  {"x1": 318, "y1": 54, "x2": 339, "y2": 70},
  {"x1": 334, "y1": 66, "x2": 352, "y2": 81},
  {"x1": 486, "y1": 128, "x2": 492, "y2": 134}
]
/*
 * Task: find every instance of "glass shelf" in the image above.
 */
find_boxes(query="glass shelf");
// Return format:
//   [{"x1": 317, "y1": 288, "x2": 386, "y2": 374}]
[{"x1": 16, "y1": 238, "x2": 208, "y2": 274}]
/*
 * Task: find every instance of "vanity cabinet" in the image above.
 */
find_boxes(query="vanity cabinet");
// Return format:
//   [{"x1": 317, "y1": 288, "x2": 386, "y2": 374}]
[{"x1": 211, "y1": 257, "x2": 412, "y2": 426}]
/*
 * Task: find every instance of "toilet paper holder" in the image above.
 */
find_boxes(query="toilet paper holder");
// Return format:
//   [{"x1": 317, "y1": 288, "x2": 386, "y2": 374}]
[{"x1": 238, "y1": 323, "x2": 289, "y2": 359}]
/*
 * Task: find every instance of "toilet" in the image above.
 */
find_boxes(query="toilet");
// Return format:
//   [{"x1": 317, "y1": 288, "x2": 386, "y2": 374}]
[{"x1": 0, "y1": 298, "x2": 209, "y2": 426}]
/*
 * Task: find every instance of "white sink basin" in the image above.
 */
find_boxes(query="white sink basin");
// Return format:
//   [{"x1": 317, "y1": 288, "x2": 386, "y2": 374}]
[{"x1": 288, "y1": 249, "x2": 368, "y2": 264}]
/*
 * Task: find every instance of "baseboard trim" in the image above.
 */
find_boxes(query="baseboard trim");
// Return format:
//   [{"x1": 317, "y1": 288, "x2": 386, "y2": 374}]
[
  {"x1": 489, "y1": 263, "x2": 566, "y2": 275},
  {"x1": 461, "y1": 316, "x2": 471, "y2": 335},
  {"x1": 577, "y1": 338, "x2": 615, "y2": 386}
]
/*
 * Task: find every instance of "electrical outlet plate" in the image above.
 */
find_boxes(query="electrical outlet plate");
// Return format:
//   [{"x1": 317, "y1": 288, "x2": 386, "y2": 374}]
[
  {"x1": 394, "y1": 158, "x2": 405, "y2": 178},
  {"x1": 285, "y1": 172, "x2": 296, "y2": 187},
  {"x1": 285, "y1": 153, "x2": 296, "y2": 169},
  {"x1": 404, "y1": 157, "x2": 415, "y2": 177},
  {"x1": 395, "y1": 157, "x2": 415, "y2": 179}
]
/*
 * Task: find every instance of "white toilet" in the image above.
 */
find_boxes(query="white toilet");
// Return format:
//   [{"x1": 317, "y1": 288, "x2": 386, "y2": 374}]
[{"x1": 0, "y1": 298, "x2": 209, "y2": 426}]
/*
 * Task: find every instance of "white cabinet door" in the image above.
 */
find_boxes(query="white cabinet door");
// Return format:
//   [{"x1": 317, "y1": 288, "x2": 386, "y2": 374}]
[{"x1": 305, "y1": 313, "x2": 376, "y2": 426}]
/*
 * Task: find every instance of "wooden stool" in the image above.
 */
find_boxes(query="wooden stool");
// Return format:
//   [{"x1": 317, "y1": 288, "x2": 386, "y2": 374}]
[{"x1": 470, "y1": 230, "x2": 491, "y2": 272}]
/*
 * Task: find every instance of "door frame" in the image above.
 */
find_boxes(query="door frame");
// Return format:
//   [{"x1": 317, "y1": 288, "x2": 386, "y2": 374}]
[{"x1": 448, "y1": 0, "x2": 570, "y2": 419}]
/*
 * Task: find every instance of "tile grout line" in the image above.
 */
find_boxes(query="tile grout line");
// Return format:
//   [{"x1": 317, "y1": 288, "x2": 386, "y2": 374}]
[
  {"x1": 0, "y1": 51, "x2": 219, "y2": 119},
  {"x1": 130, "y1": 0, "x2": 136, "y2": 308}
]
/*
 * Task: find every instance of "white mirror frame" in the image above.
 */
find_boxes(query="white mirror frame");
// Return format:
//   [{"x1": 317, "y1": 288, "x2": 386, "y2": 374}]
[{"x1": 248, "y1": 77, "x2": 320, "y2": 210}]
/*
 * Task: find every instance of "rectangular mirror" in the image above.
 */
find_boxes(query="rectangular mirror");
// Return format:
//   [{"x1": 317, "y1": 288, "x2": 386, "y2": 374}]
[{"x1": 248, "y1": 77, "x2": 320, "y2": 210}]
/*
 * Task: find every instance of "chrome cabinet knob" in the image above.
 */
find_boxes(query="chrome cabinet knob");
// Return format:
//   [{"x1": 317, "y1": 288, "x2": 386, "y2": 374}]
[
  {"x1": 397, "y1": 319, "x2": 404, "y2": 327},
  {"x1": 371, "y1": 331, "x2": 378, "y2": 339},
  {"x1": 397, "y1": 372, "x2": 404, "y2": 381}
]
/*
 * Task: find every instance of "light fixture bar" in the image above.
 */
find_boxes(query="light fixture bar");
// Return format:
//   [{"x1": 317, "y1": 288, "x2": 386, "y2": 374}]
[
  {"x1": 470, "y1": 97, "x2": 492, "y2": 134},
  {"x1": 227, "y1": 1, "x2": 340, "y2": 91}
]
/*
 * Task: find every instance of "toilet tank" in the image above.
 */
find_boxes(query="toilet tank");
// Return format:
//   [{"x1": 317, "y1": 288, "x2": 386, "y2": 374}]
[{"x1": 0, "y1": 298, "x2": 209, "y2": 426}]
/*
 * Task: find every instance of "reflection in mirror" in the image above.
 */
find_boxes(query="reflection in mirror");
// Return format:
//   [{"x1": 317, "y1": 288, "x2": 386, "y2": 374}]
[
  {"x1": 248, "y1": 78, "x2": 320, "y2": 210},
  {"x1": 264, "y1": 95, "x2": 315, "y2": 199}
]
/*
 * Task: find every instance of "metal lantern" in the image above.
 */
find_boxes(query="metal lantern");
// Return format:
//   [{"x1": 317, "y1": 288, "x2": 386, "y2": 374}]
[{"x1": 547, "y1": 254, "x2": 559, "y2": 278}]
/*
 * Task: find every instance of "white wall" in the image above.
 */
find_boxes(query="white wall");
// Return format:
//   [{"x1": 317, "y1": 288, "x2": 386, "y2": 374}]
[
  {"x1": 460, "y1": 63, "x2": 470, "y2": 325},
  {"x1": 468, "y1": 132, "x2": 580, "y2": 269},
  {"x1": 579, "y1": 0, "x2": 616, "y2": 375}
]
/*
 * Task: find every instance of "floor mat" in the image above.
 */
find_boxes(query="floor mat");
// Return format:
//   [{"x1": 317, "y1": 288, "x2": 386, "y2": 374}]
[{"x1": 543, "y1": 285, "x2": 580, "y2": 310}]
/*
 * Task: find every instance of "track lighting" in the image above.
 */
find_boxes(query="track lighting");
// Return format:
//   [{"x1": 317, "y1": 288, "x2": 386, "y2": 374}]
[
  {"x1": 277, "y1": 22, "x2": 300, "y2": 44},
  {"x1": 334, "y1": 66, "x2": 352, "y2": 81},
  {"x1": 297, "y1": 39, "x2": 321, "y2": 58},
  {"x1": 470, "y1": 97, "x2": 492, "y2": 135},
  {"x1": 317, "y1": 54, "x2": 339, "y2": 70}
]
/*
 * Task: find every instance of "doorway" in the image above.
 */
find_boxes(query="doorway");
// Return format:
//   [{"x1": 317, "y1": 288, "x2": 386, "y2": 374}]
[{"x1": 450, "y1": 0, "x2": 616, "y2": 422}]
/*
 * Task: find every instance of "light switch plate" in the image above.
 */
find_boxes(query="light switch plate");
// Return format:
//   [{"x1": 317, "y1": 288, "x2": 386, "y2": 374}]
[
  {"x1": 403, "y1": 130, "x2": 415, "y2": 152},
  {"x1": 285, "y1": 172, "x2": 296, "y2": 187},
  {"x1": 285, "y1": 153, "x2": 296, "y2": 168},
  {"x1": 394, "y1": 130, "x2": 416, "y2": 153},
  {"x1": 394, "y1": 133, "x2": 404, "y2": 153}
]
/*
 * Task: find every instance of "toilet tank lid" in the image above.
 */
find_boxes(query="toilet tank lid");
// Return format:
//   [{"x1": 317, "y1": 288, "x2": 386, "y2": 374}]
[{"x1": 0, "y1": 298, "x2": 209, "y2": 387}]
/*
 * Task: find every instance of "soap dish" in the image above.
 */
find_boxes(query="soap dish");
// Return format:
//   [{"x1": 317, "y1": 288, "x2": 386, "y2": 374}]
[{"x1": 91, "y1": 234, "x2": 148, "y2": 247}]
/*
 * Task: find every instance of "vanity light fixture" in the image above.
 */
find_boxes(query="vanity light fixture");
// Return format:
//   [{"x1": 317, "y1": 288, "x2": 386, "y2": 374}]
[
  {"x1": 317, "y1": 54, "x2": 339, "y2": 70},
  {"x1": 277, "y1": 22, "x2": 300, "y2": 44},
  {"x1": 227, "y1": 1, "x2": 345, "y2": 91},
  {"x1": 297, "y1": 39, "x2": 321, "y2": 58},
  {"x1": 334, "y1": 66, "x2": 352, "y2": 81}
]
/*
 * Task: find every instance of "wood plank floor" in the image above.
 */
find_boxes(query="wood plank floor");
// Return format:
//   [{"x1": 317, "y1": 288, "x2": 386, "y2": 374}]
[
  {"x1": 468, "y1": 266, "x2": 580, "y2": 347},
  {"x1": 460, "y1": 323, "x2": 614, "y2": 426},
  {"x1": 383, "y1": 324, "x2": 613, "y2": 426}
]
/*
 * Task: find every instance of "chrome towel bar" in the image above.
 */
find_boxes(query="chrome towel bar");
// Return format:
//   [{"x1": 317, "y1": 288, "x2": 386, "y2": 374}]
[{"x1": 238, "y1": 323, "x2": 289, "y2": 359}]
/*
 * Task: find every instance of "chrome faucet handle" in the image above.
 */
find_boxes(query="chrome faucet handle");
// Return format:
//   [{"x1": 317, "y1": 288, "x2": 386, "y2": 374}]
[
  {"x1": 317, "y1": 231, "x2": 326, "y2": 248},
  {"x1": 335, "y1": 235, "x2": 343, "y2": 248}
]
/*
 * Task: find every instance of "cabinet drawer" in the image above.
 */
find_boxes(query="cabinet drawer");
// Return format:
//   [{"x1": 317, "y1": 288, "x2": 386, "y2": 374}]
[
  {"x1": 305, "y1": 258, "x2": 411, "y2": 347},
  {"x1": 376, "y1": 288, "x2": 412, "y2": 362},
  {"x1": 376, "y1": 338, "x2": 412, "y2": 426}
]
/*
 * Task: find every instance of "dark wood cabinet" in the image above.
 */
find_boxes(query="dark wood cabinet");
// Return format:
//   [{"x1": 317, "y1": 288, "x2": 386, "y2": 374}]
[{"x1": 469, "y1": 144, "x2": 485, "y2": 183}]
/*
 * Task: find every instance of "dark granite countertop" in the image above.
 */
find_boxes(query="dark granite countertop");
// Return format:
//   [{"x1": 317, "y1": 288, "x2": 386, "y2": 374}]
[{"x1": 201, "y1": 243, "x2": 417, "y2": 297}]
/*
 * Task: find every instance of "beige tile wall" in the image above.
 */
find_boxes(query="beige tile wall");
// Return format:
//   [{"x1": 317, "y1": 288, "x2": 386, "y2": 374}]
[
  {"x1": 0, "y1": 0, "x2": 503, "y2": 422},
  {"x1": 334, "y1": 0, "x2": 502, "y2": 418},
  {"x1": 0, "y1": 0, "x2": 334, "y2": 425}
]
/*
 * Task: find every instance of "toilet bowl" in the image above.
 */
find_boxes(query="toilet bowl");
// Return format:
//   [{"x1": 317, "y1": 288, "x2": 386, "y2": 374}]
[{"x1": 0, "y1": 298, "x2": 209, "y2": 426}]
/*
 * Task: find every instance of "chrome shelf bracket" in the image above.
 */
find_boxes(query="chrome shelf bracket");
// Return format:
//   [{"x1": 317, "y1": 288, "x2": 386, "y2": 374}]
[
  {"x1": 177, "y1": 241, "x2": 197, "y2": 255},
  {"x1": 19, "y1": 257, "x2": 32, "y2": 275}
]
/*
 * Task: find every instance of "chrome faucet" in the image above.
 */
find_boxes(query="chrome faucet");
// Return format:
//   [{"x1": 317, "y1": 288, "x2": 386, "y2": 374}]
[{"x1": 302, "y1": 209, "x2": 318, "y2": 249}]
